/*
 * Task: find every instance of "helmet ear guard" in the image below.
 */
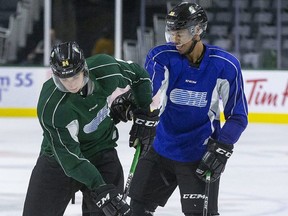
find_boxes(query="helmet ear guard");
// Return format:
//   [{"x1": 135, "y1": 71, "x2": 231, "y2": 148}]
[
  {"x1": 195, "y1": 25, "x2": 203, "y2": 35},
  {"x1": 196, "y1": 22, "x2": 207, "y2": 39}
]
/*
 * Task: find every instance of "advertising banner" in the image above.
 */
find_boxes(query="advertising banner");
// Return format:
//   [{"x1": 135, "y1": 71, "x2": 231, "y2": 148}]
[
  {"x1": 244, "y1": 71, "x2": 288, "y2": 113},
  {"x1": 0, "y1": 67, "x2": 51, "y2": 116},
  {"x1": 0, "y1": 67, "x2": 287, "y2": 123}
]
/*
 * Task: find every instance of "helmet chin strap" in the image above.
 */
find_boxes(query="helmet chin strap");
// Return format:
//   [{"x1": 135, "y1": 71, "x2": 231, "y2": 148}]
[
  {"x1": 78, "y1": 83, "x2": 88, "y2": 96},
  {"x1": 183, "y1": 38, "x2": 200, "y2": 56},
  {"x1": 78, "y1": 78, "x2": 94, "y2": 97}
]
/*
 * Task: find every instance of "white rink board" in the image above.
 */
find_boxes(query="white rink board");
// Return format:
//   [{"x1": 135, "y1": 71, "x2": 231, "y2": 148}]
[
  {"x1": 243, "y1": 70, "x2": 288, "y2": 113},
  {"x1": 0, "y1": 67, "x2": 287, "y2": 115},
  {"x1": 0, "y1": 67, "x2": 51, "y2": 108}
]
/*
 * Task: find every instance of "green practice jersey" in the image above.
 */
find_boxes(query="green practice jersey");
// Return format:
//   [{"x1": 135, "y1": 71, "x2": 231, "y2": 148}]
[{"x1": 37, "y1": 54, "x2": 152, "y2": 190}]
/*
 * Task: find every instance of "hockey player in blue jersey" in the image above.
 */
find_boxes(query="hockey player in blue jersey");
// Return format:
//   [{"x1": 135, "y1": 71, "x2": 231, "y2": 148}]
[{"x1": 111, "y1": 2, "x2": 248, "y2": 216}]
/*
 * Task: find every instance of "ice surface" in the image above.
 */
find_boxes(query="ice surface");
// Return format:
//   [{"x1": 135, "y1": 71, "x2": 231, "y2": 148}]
[{"x1": 0, "y1": 118, "x2": 287, "y2": 215}]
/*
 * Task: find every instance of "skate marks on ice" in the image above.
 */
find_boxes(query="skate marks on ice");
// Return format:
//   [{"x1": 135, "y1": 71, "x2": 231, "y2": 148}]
[
  {"x1": 220, "y1": 192, "x2": 287, "y2": 216},
  {"x1": 0, "y1": 119, "x2": 287, "y2": 216},
  {"x1": 218, "y1": 123, "x2": 288, "y2": 216}
]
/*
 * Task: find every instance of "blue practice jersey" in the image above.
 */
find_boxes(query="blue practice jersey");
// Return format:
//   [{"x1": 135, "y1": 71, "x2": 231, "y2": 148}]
[{"x1": 145, "y1": 44, "x2": 248, "y2": 162}]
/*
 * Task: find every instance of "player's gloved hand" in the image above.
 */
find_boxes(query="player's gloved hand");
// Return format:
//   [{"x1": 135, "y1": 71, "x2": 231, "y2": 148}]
[
  {"x1": 196, "y1": 139, "x2": 233, "y2": 182},
  {"x1": 129, "y1": 108, "x2": 160, "y2": 157},
  {"x1": 91, "y1": 184, "x2": 132, "y2": 216},
  {"x1": 110, "y1": 90, "x2": 136, "y2": 124}
]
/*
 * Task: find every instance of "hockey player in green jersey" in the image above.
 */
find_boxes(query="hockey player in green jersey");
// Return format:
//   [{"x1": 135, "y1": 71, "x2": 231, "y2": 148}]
[{"x1": 23, "y1": 41, "x2": 159, "y2": 216}]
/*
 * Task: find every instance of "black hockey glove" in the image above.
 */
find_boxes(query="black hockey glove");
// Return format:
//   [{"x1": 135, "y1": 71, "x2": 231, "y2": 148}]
[
  {"x1": 196, "y1": 139, "x2": 233, "y2": 182},
  {"x1": 129, "y1": 108, "x2": 160, "y2": 157},
  {"x1": 91, "y1": 184, "x2": 132, "y2": 216},
  {"x1": 110, "y1": 90, "x2": 136, "y2": 124}
]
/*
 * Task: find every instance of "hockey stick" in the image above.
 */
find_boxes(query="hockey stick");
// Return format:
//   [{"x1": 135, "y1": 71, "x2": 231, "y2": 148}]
[
  {"x1": 203, "y1": 171, "x2": 211, "y2": 216},
  {"x1": 122, "y1": 141, "x2": 141, "y2": 200}
]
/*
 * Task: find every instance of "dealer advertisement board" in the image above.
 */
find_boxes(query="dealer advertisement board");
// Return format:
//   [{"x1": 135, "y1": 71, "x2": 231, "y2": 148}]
[
  {"x1": 0, "y1": 67, "x2": 51, "y2": 116},
  {"x1": 244, "y1": 71, "x2": 288, "y2": 113},
  {"x1": 0, "y1": 67, "x2": 287, "y2": 123},
  {"x1": 243, "y1": 70, "x2": 288, "y2": 123}
]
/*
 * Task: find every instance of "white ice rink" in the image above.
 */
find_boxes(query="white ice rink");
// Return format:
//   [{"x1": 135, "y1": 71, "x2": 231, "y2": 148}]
[{"x1": 0, "y1": 118, "x2": 287, "y2": 216}]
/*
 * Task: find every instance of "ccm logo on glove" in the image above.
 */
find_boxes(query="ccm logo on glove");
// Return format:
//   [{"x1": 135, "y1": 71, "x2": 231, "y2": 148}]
[
  {"x1": 96, "y1": 192, "x2": 115, "y2": 208},
  {"x1": 215, "y1": 147, "x2": 232, "y2": 158},
  {"x1": 135, "y1": 118, "x2": 159, "y2": 127}
]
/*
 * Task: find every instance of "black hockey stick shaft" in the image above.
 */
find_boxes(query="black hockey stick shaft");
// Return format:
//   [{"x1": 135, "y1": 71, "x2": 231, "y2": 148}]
[
  {"x1": 203, "y1": 171, "x2": 211, "y2": 216},
  {"x1": 122, "y1": 140, "x2": 141, "y2": 200}
]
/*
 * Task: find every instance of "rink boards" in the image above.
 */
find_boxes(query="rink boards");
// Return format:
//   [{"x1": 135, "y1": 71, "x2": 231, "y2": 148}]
[{"x1": 0, "y1": 67, "x2": 287, "y2": 123}]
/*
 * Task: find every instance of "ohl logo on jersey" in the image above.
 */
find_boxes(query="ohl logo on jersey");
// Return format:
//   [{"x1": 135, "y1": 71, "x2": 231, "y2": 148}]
[{"x1": 170, "y1": 88, "x2": 207, "y2": 107}]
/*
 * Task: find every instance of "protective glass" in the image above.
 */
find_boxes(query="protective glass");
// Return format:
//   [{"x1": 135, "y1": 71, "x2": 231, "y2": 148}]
[
  {"x1": 52, "y1": 64, "x2": 89, "y2": 92},
  {"x1": 165, "y1": 26, "x2": 195, "y2": 45}
]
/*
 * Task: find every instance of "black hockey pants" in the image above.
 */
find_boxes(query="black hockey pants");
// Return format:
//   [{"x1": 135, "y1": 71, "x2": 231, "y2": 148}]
[{"x1": 23, "y1": 149, "x2": 124, "y2": 216}]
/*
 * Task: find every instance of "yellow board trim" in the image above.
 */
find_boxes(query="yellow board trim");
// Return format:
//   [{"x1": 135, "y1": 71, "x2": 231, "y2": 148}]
[
  {"x1": 220, "y1": 112, "x2": 288, "y2": 124},
  {"x1": 1, "y1": 109, "x2": 288, "y2": 124},
  {"x1": 0, "y1": 108, "x2": 37, "y2": 117}
]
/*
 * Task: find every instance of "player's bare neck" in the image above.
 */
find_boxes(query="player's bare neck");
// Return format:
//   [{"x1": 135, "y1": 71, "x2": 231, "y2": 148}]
[{"x1": 187, "y1": 42, "x2": 204, "y2": 65}]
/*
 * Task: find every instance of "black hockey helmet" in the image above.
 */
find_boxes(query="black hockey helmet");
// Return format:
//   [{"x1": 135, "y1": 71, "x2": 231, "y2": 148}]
[
  {"x1": 50, "y1": 41, "x2": 90, "y2": 92},
  {"x1": 165, "y1": 2, "x2": 208, "y2": 42},
  {"x1": 50, "y1": 41, "x2": 88, "y2": 78}
]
